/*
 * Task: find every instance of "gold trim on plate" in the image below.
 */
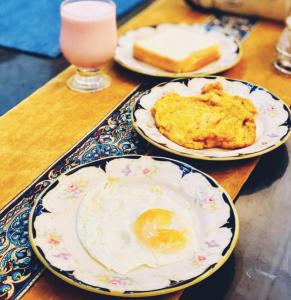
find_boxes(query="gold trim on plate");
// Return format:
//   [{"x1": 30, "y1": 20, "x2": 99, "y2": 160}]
[
  {"x1": 29, "y1": 155, "x2": 240, "y2": 297},
  {"x1": 114, "y1": 23, "x2": 243, "y2": 78},
  {"x1": 131, "y1": 76, "x2": 291, "y2": 161}
]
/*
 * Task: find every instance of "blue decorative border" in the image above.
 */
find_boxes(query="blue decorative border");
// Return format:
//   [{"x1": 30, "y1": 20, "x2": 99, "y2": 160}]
[
  {"x1": 0, "y1": 14, "x2": 258, "y2": 300},
  {"x1": 0, "y1": 85, "x2": 151, "y2": 300},
  {"x1": 205, "y1": 13, "x2": 258, "y2": 41},
  {"x1": 185, "y1": 0, "x2": 258, "y2": 41}
]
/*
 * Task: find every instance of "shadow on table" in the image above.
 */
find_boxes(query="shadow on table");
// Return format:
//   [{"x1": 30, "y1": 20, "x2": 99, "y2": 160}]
[
  {"x1": 240, "y1": 143, "x2": 289, "y2": 195},
  {"x1": 145, "y1": 137, "x2": 289, "y2": 198}
]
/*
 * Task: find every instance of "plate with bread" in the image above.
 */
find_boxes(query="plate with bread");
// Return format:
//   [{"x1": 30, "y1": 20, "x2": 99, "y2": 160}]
[
  {"x1": 29, "y1": 155, "x2": 238, "y2": 297},
  {"x1": 115, "y1": 23, "x2": 241, "y2": 77},
  {"x1": 132, "y1": 77, "x2": 291, "y2": 160}
]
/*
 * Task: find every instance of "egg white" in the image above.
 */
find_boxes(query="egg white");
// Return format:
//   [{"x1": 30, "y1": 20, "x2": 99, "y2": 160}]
[{"x1": 77, "y1": 175, "x2": 199, "y2": 275}]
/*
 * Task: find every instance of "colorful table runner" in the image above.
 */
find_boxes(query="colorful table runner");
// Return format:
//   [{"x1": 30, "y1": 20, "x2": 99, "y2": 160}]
[{"x1": 0, "y1": 0, "x2": 290, "y2": 299}]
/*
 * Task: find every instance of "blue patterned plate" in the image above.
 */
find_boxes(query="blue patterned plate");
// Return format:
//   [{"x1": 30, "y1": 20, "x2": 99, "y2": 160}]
[
  {"x1": 29, "y1": 155, "x2": 238, "y2": 297},
  {"x1": 132, "y1": 77, "x2": 291, "y2": 161}
]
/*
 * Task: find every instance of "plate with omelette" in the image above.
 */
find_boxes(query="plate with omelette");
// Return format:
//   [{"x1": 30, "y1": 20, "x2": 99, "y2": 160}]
[
  {"x1": 115, "y1": 23, "x2": 241, "y2": 77},
  {"x1": 132, "y1": 77, "x2": 291, "y2": 160},
  {"x1": 29, "y1": 155, "x2": 238, "y2": 297}
]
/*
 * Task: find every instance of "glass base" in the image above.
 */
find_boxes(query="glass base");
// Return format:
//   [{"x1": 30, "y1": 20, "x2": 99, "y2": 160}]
[
  {"x1": 67, "y1": 68, "x2": 111, "y2": 92},
  {"x1": 273, "y1": 60, "x2": 291, "y2": 76}
]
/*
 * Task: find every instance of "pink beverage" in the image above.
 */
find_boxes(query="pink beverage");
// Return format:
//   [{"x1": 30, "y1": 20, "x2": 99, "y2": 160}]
[{"x1": 60, "y1": 0, "x2": 117, "y2": 69}]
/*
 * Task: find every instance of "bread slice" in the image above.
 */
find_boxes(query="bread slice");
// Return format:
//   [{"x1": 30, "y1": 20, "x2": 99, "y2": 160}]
[{"x1": 133, "y1": 27, "x2": 220, "y2": 73}]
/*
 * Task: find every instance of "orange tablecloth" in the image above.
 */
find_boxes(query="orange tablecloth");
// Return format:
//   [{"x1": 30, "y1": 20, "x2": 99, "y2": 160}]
[{"x1": 0, "y1": 0, "x2": 290, "y2": 299}]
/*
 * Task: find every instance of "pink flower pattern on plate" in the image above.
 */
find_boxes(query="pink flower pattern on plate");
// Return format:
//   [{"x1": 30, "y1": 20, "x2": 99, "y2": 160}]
[
  {"x1": 67, "y1": 183, "x2": 81, "y2": 193},
  {"x1": 122, "y1": 165, "x2": 132, "y2": 176},
  {"x1": 143, "y1": 168, "x2": 151, "y2": 175},
  {"x1": 197, "y1": 255, "x2": 206, "y2": 261},
  {"x1": 53, "y1": 252, "x2": 71, "y2": 260},
  {"x1": 206, "y1": 240, "x2": 220, "y2": 248},
  {"x1": 110, "y1": 276, "x2": 131, "y2": 286}
]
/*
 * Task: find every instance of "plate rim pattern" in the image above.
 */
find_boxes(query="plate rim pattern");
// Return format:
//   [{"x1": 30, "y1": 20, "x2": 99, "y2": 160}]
[
  {"x1": 29, "y1": 155, "x2": 239, "y2": 297},
  {"x1": 114, "y1": 22, "x2": 243, "y2": 78},
  {"x1": 131, "y1": 76, "x2": 291, "y2": 161}
]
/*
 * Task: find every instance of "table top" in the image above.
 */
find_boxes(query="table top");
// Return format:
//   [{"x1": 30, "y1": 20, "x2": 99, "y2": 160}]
[
  {"x1": 0, "y1": 0, "x2": 290, "y2": 299},
  {"x1": 181, "y1": 139, "x2": 291, "y2": 300}
]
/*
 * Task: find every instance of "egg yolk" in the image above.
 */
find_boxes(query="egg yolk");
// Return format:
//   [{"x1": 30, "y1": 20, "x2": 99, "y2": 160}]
[{"x1": 134, "y1": 208, "x2": 187, "y2": 253}]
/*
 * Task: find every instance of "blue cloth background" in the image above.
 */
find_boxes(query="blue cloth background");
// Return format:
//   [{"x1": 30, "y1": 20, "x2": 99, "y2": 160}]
[{"x1": 0, "y1": 0, "x2": 144, "y2": 57}]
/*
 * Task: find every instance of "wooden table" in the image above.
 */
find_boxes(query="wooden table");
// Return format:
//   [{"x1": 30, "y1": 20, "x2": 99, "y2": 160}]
[{"x1": 0, "y1": 0, "x2": 290, "y2": 299}]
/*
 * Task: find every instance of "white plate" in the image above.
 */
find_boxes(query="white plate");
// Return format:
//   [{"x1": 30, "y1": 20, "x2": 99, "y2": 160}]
[
  {"x1": 115, "y1": 23, "x2": 241, "y2": 77},
  {"x1": 132, "y1": 77, "x2": 291, "y2": 160},
  {"x1": 29, "y1": 155, "x2": 238, "y2": 297}
]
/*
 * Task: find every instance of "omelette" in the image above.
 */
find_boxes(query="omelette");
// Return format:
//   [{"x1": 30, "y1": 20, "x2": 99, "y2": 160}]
[{"x1": 151, "y1": 82, "x2": 257, "y2": 150}]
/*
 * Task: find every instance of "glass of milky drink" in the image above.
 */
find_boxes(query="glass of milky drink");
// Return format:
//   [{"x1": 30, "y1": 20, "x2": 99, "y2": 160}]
[{"x1": 60, "y1": 0, "x2": 117, "y2": 92}]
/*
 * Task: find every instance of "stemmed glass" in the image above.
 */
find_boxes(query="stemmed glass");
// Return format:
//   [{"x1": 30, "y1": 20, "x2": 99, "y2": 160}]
[
  {"x1": 60, "y1": 0, "x2": 117, "y2": 92},
  {"x1": 274, "y1": 16, "x2": 291, "y2": 76}
]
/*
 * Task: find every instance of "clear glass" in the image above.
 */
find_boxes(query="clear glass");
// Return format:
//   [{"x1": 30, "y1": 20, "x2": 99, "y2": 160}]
[
  {"x1": 273, "y1": 16, "x2": 291, "y2": 76},
  {"x1": 60, "y1": 0, "x2": 117, "y2": 92}
]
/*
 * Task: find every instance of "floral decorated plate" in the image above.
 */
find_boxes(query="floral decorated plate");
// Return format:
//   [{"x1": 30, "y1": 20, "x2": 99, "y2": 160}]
[
  {"x1": 29, "y1": 155, "x2": 238, "y2": 297},
  {"x1": 115, "y1": 23, "x2": 241, "y2": 77},
  {"x1": 132, "y1": 77, "x2": 291, "y2": 161}
]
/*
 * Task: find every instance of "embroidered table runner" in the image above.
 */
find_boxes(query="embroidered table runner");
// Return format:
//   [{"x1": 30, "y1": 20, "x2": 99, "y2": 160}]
[{"x1": 0, "y1": 0, "x2": 290, "y2": 299}]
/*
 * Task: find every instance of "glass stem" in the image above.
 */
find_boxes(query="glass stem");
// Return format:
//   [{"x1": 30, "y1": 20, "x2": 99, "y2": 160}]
[
  {"x1": 67, "y1": 66, "x2": 111, "y2": 92},
  {"x1": 77, "y1": 67, "x2": 100, "y2": 77}
]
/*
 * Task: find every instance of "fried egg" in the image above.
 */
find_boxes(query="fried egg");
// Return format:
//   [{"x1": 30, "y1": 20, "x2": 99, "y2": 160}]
[{"x1": 77, "y1": 175, "x2": 199, "y2": 274}]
